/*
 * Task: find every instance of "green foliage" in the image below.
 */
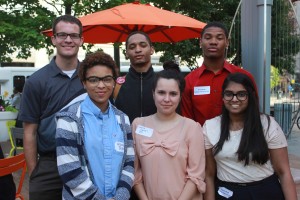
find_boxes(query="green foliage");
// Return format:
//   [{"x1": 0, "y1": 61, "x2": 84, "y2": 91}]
[
  {"x1": 0, "y1": 98, "x2": 17, "y2": 112},
  {"x1": 146, "y1": 0, "x2": 241, "y2": 68},
  {"x1": 1, "y1": 0, "x2": 299, "y2": 74},
  {"x1": 0, "y1": 0, "x2": 56, "y2": 63},
  {"x1": 4, "y1": 105, "x2": 18, "y2": 112},
  {"x1": 271, "y1": 0, "x2": 300, "y2": 74},
  {"x1": 270, "y1": 65, "x2": 280, "y2": 89}
]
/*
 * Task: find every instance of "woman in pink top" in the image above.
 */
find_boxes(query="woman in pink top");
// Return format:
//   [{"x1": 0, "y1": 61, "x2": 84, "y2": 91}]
[{"x1": 132, "y1": 69, "x2": 206, "y2": 200}]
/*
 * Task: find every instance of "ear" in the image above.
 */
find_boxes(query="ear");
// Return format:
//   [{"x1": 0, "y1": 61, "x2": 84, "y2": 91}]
[
  {"x1": 226, "y1": 38, "x2": 230, "y2": 48},
  {"x1": 51, "y1": 36, "x2": 56, "y2": 46},
  {"x1": 80, "y1": 36, "x2": 84, "y2": 46},
  {"x1": 150, "y1": 46, "x2": 155, "y2": 55},
  {"x1": 83, "y1": 81, "x2": 87, "y2": 90}
]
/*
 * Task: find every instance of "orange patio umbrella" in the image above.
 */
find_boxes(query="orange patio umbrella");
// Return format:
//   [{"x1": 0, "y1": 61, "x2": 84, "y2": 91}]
[{"x1": 42, "y1": 1, "x2": 206, "y2": 43}]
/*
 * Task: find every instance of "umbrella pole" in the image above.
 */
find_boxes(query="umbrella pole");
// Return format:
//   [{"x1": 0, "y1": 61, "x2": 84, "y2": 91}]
[{"x1": 114, "y1": 43, "x2": 121, "y2": 74}]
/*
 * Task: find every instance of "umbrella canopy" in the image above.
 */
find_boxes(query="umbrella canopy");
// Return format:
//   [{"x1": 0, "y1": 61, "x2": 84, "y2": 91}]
[{"x1": 42, "y1": 2, "x2": 206, "y2": 43}]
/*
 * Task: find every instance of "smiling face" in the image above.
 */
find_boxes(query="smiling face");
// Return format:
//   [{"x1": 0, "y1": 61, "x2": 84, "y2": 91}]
[
  {"x1": 223, "y1": 81, "x2": 249, "y2": 116},
  {"x1": 83, "y1": 65, "x2": 115, "y2": 112},
  {"x1": 51, "y1": 21, "x2": 83, "y2": 60},
  {"x1": 153, "y1": 78, "x2": 181, "y2": 116},
  {"x1": 200, "y1": 26, "x2": 229, "y2": 60},
  {"x1": 126, "y1": 33, "x2": 154, "y2": 72}
]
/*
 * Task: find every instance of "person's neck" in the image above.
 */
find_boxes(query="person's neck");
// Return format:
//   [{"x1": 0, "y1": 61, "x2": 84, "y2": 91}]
[
  {"x1": 55, "y1": 56, "x2": 78, "y2": 71},
  {"x1": 131, "y1": 63, "x2": 151, "y2": 73},
  {"x1": 203, "y1": 58, "x2": 225, "y2": 74},
  {"x1": 154, "y1": 112, "x2": 178, "y2": 122},
  {"x1": 229, "y1": 114, "x2": 245, "y2": 131}
]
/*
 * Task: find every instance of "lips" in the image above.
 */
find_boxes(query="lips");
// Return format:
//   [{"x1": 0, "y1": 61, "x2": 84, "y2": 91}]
[
  {"x1": 207, "y1": 47, "x2": 218, "y2": 52},
  {"x1": 95, "y1": 91, "x2": 106, "y2": 96},
  {"x1": 230, "y1": 104, "x2": 240, "y2": 108},
  {"x1": 135, "y1": 55, "x2": 143, "y2": 59}
]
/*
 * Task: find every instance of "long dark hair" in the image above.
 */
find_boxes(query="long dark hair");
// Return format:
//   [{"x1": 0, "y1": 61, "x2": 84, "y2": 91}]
[{"x1": 213, "y1": 73, "x2": 269, "y2": 166}]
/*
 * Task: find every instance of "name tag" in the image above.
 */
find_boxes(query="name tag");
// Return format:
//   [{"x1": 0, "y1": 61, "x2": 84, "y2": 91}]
[
  {"x1": 218, "y1": 187, "x2": 233, "y2": 198},
  {"x1": 115, "y1": 142, "x2": 124, "y2": 152},
  {"x1": 194, "y1": 86, "x2": 210, "y2": 95},
  {"x1": 135, "y1": 125, "x2": 153, "y2": 137}
]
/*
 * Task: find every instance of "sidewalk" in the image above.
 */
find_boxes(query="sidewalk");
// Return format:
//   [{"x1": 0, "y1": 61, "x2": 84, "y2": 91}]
[{"x1": 1, "y1": 124, "x2": 300, "y2": 200}]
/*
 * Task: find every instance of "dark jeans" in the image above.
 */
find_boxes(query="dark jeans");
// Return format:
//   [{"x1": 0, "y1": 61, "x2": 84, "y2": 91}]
[
  {"x1": 0, "y1": 175, "x2": 16, "y2": 200},
  {"x1": 0, "y1": 144, "x2": 16, "y2": 200},
  {"x1": 216, "y1": 174, "x2": 285, "y2": 200},
  {"x1": 29, "y1": 155, "x2": 63, "y2": 200},
  {"x1": 130, "y1": 189, "x2": 139, "y2": 200}
]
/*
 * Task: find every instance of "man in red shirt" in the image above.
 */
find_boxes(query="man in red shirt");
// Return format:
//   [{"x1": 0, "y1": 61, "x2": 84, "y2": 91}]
[{"x1": 181, "y1": 21, "x2": 256, "y2": 125}]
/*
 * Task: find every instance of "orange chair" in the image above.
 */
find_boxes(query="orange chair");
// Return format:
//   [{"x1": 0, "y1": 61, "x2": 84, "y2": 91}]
[{"x1": 0, "y1": 153, "x2": 26, "y2": 200}]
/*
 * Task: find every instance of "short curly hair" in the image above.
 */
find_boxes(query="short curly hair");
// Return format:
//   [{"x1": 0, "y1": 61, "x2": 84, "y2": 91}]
[{"x1": 78, "y1": 51, "x2": 117, "y2": 82}]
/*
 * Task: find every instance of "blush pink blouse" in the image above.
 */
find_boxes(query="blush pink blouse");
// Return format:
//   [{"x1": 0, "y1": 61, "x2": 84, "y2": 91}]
[{"x1": 132, "y1": 115, "x2": 206, "y2": 200}]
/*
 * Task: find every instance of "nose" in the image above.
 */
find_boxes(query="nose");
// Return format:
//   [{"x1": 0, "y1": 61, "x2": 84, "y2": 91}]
[
  {"x1": 96, "y1": 80, "x2": 106, "y2": 87},
  {"x1": 231, "y1": 95, "x2": 239, "y2": 101},
  {"x1": 65, "y1": 35, "x2": 72, "y2": 42},
  {"x1": 210, "y1": 37, "x2": 217, "y2": 45},
  {"x1": 164, "y1": 94, "x2": 170, "y2": 101},
  {"x1": 135, "y1": 45, "x2": 142, "y2": 52}
]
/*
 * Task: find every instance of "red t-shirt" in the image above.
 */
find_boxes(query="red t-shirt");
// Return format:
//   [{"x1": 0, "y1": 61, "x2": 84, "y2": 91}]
[{"x1": 181, "y1": 61, "x2": 256, "y2": 125}]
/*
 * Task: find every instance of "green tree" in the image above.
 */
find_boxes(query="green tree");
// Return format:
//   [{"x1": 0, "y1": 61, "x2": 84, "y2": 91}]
[
  {"x1": 271, "y1": 0, "x2": 300, "y2": 74},
  {"x1": 1, "y1": 0, "x2": 299, "y2": 73},
  {"x1": 0, "y1": 0, "x2": 56, "y2": 63},
  {"x1": 270, "y1": 65, "x2": 280, "y2": 90}
]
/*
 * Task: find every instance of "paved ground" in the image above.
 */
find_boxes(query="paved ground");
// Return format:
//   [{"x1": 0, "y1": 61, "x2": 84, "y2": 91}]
[{"x1": 1, "y1": 121, "x2": 300, "y2": 200}]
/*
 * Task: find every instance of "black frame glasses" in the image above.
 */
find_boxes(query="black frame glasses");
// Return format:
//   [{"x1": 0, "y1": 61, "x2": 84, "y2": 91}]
[
  {"x1": 223, "y1": 91, "x2": 248, "y2": 101},
  {"x1": 86, "y1": 75, "x2": 115, "y2": 86},
  {"x1": 54, "y1": 32, "x2": 81, "y2": 40}
]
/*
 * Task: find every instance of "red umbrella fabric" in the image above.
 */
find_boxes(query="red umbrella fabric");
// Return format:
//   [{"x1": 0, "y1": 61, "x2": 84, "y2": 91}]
[{"x1": 42, "y1": 2, "x2": 206, "y2": 43}]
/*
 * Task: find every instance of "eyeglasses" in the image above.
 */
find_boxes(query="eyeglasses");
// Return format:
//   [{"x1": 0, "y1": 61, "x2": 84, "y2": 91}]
[
  {"x1": 86, "y1": 75, "x2": 115, "y2": 86},
  {"x1": 54, "y1": 32, "x2": 81, "y2": 40},
  {"x1": 223, "y1": 91, "x2": 248, "y2": 101}
]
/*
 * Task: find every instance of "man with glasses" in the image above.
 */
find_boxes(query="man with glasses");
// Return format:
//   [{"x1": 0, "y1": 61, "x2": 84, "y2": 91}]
[
  {"x1": 19, "y1": 15, "x2": 85, "y2": 200},
  {"x1": 181, "y1": 22, "x2": 256, "y2": 126}
]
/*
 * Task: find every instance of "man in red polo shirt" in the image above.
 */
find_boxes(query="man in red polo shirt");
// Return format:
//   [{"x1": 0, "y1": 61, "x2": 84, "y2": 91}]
[{"x1": 181, "y1": 21, "x2": 256, "y2": 125}]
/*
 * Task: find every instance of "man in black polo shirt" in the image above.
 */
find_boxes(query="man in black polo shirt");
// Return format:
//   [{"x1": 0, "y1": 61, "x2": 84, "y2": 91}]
[{"x1": 19, "y1": 15, "x2": 85, "y2": 200}]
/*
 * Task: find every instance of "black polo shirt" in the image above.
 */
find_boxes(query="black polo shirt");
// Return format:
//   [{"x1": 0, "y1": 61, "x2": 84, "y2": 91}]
[{"x1": 19, "y1": 57, "x2": 85, "y2": 152}]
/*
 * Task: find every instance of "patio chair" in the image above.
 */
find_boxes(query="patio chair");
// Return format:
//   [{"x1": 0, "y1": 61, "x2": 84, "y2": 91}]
[
  {"x1": 0, "y1": 153, "x2": 26, "y2": 200},
  {"x1": 6, "y1": 120, "x2": 24, "y2": 156}
]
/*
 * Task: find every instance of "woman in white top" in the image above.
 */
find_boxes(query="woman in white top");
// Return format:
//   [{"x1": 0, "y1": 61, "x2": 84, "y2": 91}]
[{"x1": 203, "y1": 72, "x2": 296, "y2": 200}]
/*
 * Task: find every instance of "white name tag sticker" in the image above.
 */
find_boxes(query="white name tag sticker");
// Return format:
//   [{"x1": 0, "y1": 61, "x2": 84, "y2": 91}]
[
  {"x1": 115, "y1": 142, "x2": 124, "y2": 152},
  {"x1": 218, "y1": 187, "x2": 233, "y2": 198},
  {"x1": 135, "y1": 125, "x2": 153, "y2": 137},
  {"x1": 194, "y1": 86, "x2": 210, "y2": 95}
]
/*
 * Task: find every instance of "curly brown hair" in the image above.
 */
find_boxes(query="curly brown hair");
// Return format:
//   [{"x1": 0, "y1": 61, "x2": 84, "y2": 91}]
[{"x1": 78, "y1": 51, "x2": 117, "y2": 82}]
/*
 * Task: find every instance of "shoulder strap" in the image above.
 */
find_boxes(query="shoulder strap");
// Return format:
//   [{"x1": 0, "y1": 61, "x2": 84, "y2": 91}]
[
  {"x1": 113, "y1": 83, "x2": 122, "y2": 100},
  {"x1": 113, "y1": 75, "x2": 126, "y2": 100}
]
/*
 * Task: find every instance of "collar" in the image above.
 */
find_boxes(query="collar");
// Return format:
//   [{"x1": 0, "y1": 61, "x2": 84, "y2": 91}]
[
  {"x1": 129, "y1": 65, "x2": 154, "y2": 79},
  {"x1": 197, "y1": 60, "x2": 236, "y2": 77},
  {"x1": 49, "y1": 56, "x2": 80, "y2": 78},
  {"x1": 82, "y1": 96, "x2": 111, "y2": 119}
]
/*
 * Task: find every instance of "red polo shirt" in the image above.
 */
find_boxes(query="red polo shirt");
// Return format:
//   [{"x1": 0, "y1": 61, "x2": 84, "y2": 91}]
[{"x1": 181, "y1": 61, "x2": 256, "y2": 125}]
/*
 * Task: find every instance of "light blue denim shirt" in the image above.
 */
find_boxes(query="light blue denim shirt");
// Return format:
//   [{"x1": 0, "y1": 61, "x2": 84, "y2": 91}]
[{"x1": 81, "y1": 96, "x2": 124, "y2": 199}]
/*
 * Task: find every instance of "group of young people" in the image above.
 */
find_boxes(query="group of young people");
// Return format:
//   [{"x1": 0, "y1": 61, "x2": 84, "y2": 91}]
[{"x1": 15, "y1": 14, "x2": 297, "y2": 200}]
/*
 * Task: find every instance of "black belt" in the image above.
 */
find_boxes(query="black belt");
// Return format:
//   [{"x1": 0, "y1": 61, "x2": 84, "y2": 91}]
[
  {"x1": 217, "y1": 174, "x2": 278, "y2": 187},
  {"x1": 39, "y1": 151, "x2": 57, "y2": 158}
]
